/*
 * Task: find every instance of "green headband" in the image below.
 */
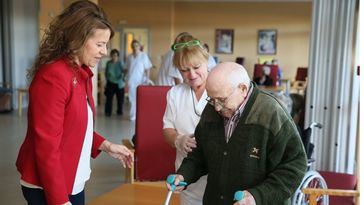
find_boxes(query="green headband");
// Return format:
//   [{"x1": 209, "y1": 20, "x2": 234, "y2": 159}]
[{"x1": 171, "y1": 40, "x2": 202, "y2": 51}]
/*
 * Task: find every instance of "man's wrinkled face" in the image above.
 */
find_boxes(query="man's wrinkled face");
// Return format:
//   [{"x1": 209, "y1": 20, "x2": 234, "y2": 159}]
[{"x1": 207, "y1": 83, "x2": 247, "y2": 118}]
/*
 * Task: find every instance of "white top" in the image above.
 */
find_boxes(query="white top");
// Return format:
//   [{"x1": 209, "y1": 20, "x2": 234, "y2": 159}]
[
  {"x1": 126, "y1": 52, "x2": 152, "y2": 86},
  {"x1": 156, "y1": 50, "x2": 183, "y2": 86},
  {"x1": 168, "y1": 54, "x2": 217, "y2": 83},
  {"x1": 72, "y1": 101, "x2": 93, "y2": 194},
  {"x1": 163, "y1": 83, "x2": 208, "y2": 202}
]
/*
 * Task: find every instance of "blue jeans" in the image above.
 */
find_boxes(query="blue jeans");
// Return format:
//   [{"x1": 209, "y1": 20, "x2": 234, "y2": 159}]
[{"x1": 21, "y1": 186, "x2": 85, "y2": 205}]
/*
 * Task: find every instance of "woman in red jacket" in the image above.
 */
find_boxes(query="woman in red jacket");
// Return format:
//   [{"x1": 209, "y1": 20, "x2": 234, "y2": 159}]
[{"x1": 16, "y1": 1, "x2": 133, "y2": 205}]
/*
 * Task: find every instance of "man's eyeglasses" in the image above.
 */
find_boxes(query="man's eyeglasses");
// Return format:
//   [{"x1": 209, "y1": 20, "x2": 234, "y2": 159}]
[
  {"x1": 171, "y1": 40, "x2": 202, "y2": 51},
  {"x1": 205, "y1": 88, "x2": 237, "y2": 108}
]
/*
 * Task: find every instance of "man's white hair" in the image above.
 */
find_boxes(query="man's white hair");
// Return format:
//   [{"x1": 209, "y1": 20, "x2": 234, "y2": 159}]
[{"x1": 228, "y1": 64, "x2": 251, "y2": 88}]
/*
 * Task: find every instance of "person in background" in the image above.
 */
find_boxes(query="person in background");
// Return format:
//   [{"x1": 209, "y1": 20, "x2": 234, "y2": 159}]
[
  {"x1": 162, "y1": 35, "x2": 210, "y2": 205},
  {"x1": 16, "y1": 1, "x2": 133, "y2": 205},
  {"x1": 156, "y1": 49, "x2": 182, "y2": 86},
  {"x1": 156, "y1": 32, "x2": 190, "y2": 86},
  {"x1": 289, "y1": 93, "x2": 305, "y2": 133},
  {"x1": 203, "y1": 43, "x2": 217, "y2": 65},
  {"x1": 104, "y1": 49, "x2": 125, "y2": 116},
  {"x1": 254, "y1": 65, "x2": 273, "y2": 86},
  {"x1": 168, "y1": 62, "x2": 307, "y2": 205},
  {"x1": 125, "y1": 39, "x2": 152, "y2": 121},
  {"x1": 272, "y1": 59, "x2": 283, "y2": 86}
]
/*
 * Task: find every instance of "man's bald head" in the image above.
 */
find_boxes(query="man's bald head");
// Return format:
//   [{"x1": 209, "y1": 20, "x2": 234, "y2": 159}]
[
  {"x1": 207, "y1": 62, "x2": 251, "y2": 94},
  {"x1": 206, "y1": 62, "x2": 251, "y2": 118}
]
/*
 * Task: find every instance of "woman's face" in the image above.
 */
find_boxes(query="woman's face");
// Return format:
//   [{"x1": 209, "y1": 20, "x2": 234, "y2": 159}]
[
  {"x1": 131, "y1": 42, "x2": 140, "y2": 52},
  {"x1": 78, "y1": 28, "x2": 110, "y2": 67},
  {"x1": 179, "y1": 60, "x2": 208, "y2": 89},
  {"x1": 111, "y1": 53, "x2": 119, "y2": 62}
]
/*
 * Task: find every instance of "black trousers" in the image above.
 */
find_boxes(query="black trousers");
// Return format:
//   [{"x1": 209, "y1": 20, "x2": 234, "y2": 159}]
[
  {"x1": 104, "y1": 81, "x2": 125, "y2": 116},
  {"x1": 21, "y1": 186, "x2": 85, "y2": 205}
]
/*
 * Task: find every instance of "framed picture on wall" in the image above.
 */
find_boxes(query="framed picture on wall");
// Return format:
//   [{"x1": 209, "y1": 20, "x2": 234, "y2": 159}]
[
  {"x1": 258, "y1": 29, "x2": 277, "y2": 55},
  {"x1": 215, "y1": 29, "x2": 234, "y2": 54}
]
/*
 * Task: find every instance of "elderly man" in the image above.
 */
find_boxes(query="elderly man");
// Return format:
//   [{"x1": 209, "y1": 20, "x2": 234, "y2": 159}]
[{"x1": 169, "y1": 62, "x2": 307, "y2": 205}]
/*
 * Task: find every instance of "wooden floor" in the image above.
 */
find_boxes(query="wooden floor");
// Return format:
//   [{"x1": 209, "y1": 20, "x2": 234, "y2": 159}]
[{"x1": 88, "y1": 182, "x2": 180, "y2": 205}]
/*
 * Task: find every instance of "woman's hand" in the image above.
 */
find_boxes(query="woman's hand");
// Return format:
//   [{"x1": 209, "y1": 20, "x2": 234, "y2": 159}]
[
  {"x1": 99, "y1": 140, "x2": 134, "y2": 168},
  {"x1": 175, "y1": 134, "x2": 196, "y2": 155}
]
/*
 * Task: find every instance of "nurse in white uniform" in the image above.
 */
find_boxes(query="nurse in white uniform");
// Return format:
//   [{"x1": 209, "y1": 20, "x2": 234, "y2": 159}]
[
  {"x1": 163, "y1": 35, "x2": 211, "y2": 205},
  {"x1": 125, "y1": 40, "x2": 152, "y2": 121}
]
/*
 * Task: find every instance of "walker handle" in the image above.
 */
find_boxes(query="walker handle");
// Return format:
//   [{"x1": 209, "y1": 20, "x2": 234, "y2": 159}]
[
  {"x1": 166, "y1": 174, "x2": 187, "y2": 191},
  {"x1": 234, "y1": 190, "x2": 245, "y2": 201}
]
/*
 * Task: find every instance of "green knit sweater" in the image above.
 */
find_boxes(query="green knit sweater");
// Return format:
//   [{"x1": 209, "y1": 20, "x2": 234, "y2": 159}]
[{"x1": 177, "y1": 84, "x2": 307, "y2": 205}]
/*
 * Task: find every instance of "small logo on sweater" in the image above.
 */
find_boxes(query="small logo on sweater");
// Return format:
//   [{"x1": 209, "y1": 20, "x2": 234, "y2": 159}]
[{"x1": 249, "y1": 147, "x2": 260, "y2": 159}]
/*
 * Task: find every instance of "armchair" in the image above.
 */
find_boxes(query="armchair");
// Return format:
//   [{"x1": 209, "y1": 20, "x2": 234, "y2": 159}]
[{"x1": 123, "y1": 86, "x2": 175, "y2": 183}]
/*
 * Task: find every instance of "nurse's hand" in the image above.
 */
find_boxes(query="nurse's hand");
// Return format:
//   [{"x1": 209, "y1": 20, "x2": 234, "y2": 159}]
[
  {"x1": 100, "y1": 140, "x2": 134, "y2": 168},
  {"x1": 174, "y1": 134, "x2": 196, "y2": 155}
]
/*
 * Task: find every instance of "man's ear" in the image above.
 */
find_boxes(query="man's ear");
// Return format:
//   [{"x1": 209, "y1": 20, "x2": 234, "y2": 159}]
[{"x1": 238, "y1": 83, "x2": 247, "y2": 92}]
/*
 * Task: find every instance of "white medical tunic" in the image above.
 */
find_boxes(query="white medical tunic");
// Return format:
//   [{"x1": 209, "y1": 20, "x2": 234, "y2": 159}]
[
  {"x1": 163, "y1": 83, "x2": 208, "y2": 205},
  {"x1": 126, "y1": 52, "x2": 152, "y2": 120},
  {"x1": 207, "y1": 55, "x2": 217, "y2": 70},
  {"x1": 126, "y1": 52, "x2": 152, "y2": 86},
  {"x1": 156, "y1": 50, "x2": 183, "y2": 86}
]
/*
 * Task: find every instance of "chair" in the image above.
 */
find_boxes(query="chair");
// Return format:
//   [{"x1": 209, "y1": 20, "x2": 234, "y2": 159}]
[
  {"x1": 301, "y1": 171, "x2": 359, "y2": 205},
  {"x1": 291, "y1": 67, "x2": 308, "y2": 94},
  {"x1": 296, "y1": 67, "x2": 308, "y2": 81},
  {"x1": 235, "y1": 57, "x2": 245, "y2": 66},
  {"x1": 253, "y1": 64, "x2": 279, "y2": 86},
  {"x1": 124, "y1": 85, "x2": 175, "y2": 183}
]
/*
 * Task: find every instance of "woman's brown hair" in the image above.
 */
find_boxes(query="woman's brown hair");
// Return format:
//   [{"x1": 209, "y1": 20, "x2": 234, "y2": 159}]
[{"x1": 27, "y1": 0, "x2": 114, "y2": 80}]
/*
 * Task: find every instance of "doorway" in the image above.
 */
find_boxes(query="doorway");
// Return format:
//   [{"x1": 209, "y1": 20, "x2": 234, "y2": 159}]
[{"x1": 119, "y1": 27, "x2": 150, "y2": 62}]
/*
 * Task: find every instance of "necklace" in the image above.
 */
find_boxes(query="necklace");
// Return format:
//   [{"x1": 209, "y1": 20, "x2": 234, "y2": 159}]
[{"x1": 191, "y1": 88, "x2": 201, "y2": 117}]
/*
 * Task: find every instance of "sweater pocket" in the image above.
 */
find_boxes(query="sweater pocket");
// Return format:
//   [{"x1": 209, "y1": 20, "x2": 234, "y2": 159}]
[
  {"x1": 237, "y1": 153, "x2": 266, "y2": 188},
  {"x1": 236, "y1": 137, "x2": 267, "y2": 188}
]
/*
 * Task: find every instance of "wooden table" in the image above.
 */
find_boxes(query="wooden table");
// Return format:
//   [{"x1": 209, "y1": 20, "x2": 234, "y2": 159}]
[
  {"x1": 17, "y1": 88, "x2": 28, "y2": 116},
  {"x1": 88, "y1": 182, "x2": 180, "y2": 205}
]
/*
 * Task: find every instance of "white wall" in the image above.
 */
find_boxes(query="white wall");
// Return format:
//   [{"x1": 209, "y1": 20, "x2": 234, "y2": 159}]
[{"x1": 11, "y1": 0, "x2": 39, "y2": 108}]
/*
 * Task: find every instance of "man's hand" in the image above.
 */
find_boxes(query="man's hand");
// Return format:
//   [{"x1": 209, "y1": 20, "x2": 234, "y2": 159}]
[
  {"x1": 166, "y1": 174, "x2": 185, "y2": 193},
  {"x1": 100, "y1": 140, "x2": 134, "y2": 168},
  {"x1": 233, "y1": 191, "x2": 256, "y2": 205},
  {"x1": 174, "y1": 134, "x2": 196, "y2": 155}
]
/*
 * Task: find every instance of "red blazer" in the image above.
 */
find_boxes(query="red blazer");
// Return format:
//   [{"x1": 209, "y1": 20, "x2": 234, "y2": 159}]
[{"x1": 16, "y1": 58, "x2": 105, "y2": 205}]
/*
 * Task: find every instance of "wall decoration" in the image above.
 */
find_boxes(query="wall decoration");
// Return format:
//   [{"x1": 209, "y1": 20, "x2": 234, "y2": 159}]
[
  {"x1": 258, "y1": 29, "x2": 277, "y2": 55},
  {"x1": 215, "y1": 29, "x2": 234, "y2": 54}
]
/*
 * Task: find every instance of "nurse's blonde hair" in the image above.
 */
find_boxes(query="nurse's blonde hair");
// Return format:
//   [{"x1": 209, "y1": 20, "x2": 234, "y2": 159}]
[{"x1": 172, "y1": 36, "x2": 209, "y2": 70}]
